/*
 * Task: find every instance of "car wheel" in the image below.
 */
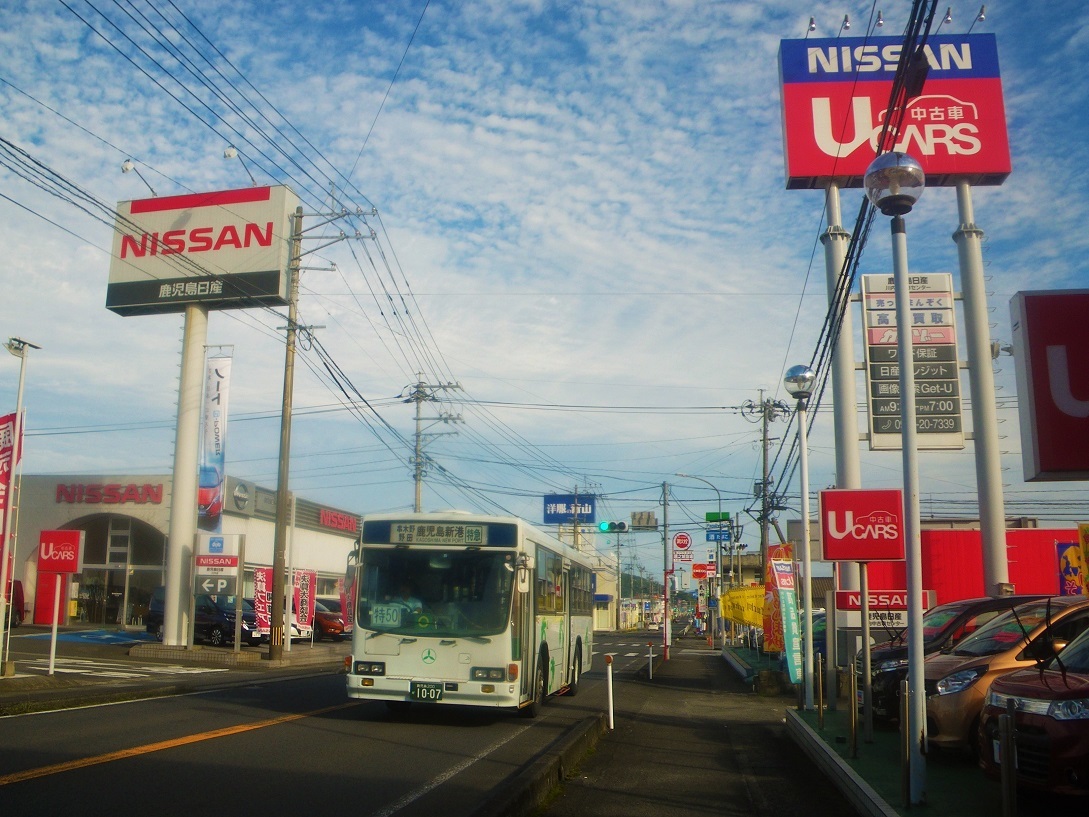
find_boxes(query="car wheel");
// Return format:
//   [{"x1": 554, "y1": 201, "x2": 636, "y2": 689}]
[
  {"x1": 208, "y1": 626, "x2": 225, "y2": 647},
  {"x1": 313, "y1": 627, "x2": 323, "y2": 642},
  {"x1": 155, "y1": 623, "x2": 164, "y2": 643}
]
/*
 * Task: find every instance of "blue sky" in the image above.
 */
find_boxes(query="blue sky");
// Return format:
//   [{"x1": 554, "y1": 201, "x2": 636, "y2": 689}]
[{"x1": 2, "y1": 1, "x2": 1088, "y2": 578}]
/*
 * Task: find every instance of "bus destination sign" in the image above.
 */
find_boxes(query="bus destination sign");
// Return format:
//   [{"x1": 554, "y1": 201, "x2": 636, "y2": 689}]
[{"x1": 391, "y1": 523, "x2": 486, "y2": 546}]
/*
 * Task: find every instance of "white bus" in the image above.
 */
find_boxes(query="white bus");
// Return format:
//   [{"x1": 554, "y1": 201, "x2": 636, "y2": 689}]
[{"x1": 345, "y1": 511, "x2": 594, "y2": 716}]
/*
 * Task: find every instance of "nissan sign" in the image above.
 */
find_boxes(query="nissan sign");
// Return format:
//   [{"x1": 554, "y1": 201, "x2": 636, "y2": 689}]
[{"x1": 819, "y1": 489, "x2": 905, "y2": 562}]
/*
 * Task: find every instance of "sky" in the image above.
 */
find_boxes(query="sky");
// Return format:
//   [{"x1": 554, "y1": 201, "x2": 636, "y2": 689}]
[{"x1": 2, "y1": 1, "x2": 1088, "y2": 579}]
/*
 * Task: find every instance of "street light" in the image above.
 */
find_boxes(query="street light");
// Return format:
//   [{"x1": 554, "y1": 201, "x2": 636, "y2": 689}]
[
  {"x1": 1, "y1": 337, "x2": 40, "y2": 676},
  {"x1": 783, "y1": 364, "x2": 816, "y2": 710},
  {"x1": 676, "y1": 472, "x2": 722, "y2": 647},
  {"x1": 864, "y1": 151, "x2": 927, "y2": 805}
]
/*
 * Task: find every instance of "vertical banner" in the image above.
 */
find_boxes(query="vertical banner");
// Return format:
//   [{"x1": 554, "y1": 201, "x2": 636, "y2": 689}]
[
  {"x1": 762, "y1": 543, "x2": 792, "y2": 653},
  {"x1": 254, "y1": 566, "x2": 272, "y2": 635},
  {"x1": 198, "y1": 356, "x2": 232, "y2": 532},
  {"x1": 1058, "y1": 542, "x2": 1087, "y2": 597},
  {"x1": 337, "y1": 577, "x2": 356, "y2": 632},
  {"x1": 1, "y1": 413, "x2": 22, "y2": 601},
  {"x1": 1080, "y1": 524, "x2": 1089, "y2": 583},
  {"x1": 772, "y1": 560, "x2": 802, "y2": 684},
  {"x1": 294, "y1": 568, "x2": 316, "y2": 630}
]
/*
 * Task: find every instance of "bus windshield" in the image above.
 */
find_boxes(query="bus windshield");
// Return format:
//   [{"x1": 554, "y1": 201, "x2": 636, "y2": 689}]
[{"x1": 357, "y1": 548, "x2": 516, "y2": 639}]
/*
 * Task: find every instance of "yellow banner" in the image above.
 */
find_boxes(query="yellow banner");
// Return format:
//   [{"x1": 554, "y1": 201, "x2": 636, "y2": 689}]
[{"x1": 719, "y1": 586, "x2": 765, "y2": 627}]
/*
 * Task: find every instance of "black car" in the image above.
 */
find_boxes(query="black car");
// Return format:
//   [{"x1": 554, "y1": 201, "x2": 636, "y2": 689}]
[
  {"x1": 857, "y1": 594, "x2": 1046, "y2": 719},
  {"x1": 144, "y1": 587, "x2": 261, "y2": 647}
]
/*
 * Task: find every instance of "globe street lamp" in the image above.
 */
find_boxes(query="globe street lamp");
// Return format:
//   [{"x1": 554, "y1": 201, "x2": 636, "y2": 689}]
[
  {"x1": 783, "y1": 364, "x2": 816, "y2": 710},
  {"x1": 864, "y1": 151, "x2": 926, "y2": 805}
]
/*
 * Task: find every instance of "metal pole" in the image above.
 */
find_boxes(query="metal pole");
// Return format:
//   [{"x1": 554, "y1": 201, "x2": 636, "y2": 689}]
[
  {"x1": 861, "y1": 562, "x2": 874, "y2": 742},
  {"x1": 797, "y1": 401, "x2": 814, "y2": 710},
  {"x1": 953, "y1": 181, "x2": 1009, "y2": 596},
  {"x1": 662, "y1": 481, "x2": 670, "y2": 661},
  {"x1": 413, "y1": 375, "x2": 424, "y2": 512},
  {"x1": 164, "y1": 305, "x2": 207, "y2": 647},
  {"x1": 821, "y1": 183, "x2": 862, "y2": 592},
  {"x1": 1, "y1": 338, "x2": 36, "y2": 674},
  {"x1": 270, "y1": 206, "x2": 304, "y2": 661},
  {"x1": 892, "y1": 214, "x2": 927, "y2": 804}
]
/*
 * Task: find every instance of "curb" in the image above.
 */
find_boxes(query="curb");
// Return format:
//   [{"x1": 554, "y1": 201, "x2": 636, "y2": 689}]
[
  {"x1": 784, "y1": 709, "x2": 900, "y2": 817},
  {"x1": 474, "y1": 714, "x2": 608, "y2": 817}
]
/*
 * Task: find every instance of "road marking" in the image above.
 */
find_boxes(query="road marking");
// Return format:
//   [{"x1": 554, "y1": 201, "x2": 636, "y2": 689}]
[
  {"x1": 19, "y1": 657, "x2": 229, "y2": 679},
  {"x1": 0, "y1": 701, "x2": 358, "y2": 786}
]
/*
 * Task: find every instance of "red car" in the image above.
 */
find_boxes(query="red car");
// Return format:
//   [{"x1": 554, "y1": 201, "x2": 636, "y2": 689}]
[
  {"x1": 313, "y1": 598, "x2": 347, "y2": 641},
  {"x1": 979, "y1": 624, "x2": 1089, "y2": 797}
]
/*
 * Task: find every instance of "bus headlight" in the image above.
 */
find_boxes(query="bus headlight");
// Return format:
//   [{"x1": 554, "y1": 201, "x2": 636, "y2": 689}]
[{"x1": 355, "y1": 661, "x2": 386, "y2": 676}]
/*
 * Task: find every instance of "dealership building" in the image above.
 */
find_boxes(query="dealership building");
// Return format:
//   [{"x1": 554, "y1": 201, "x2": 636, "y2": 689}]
[{"x1": 11, "y1": 473, "x2": 360, "y2": 627}]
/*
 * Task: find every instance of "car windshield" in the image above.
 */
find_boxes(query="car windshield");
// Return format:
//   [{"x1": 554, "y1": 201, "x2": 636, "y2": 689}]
[
  {"x1": 356, "y1": 548, "x2": 516, "y2": 639},
  {"x1": 952, "y1": 600, "x2": 1060, "y2": 657},
  {"x1": 921, "y1": 605, "x2": 966, "y2": 645},
  {"x1": 320, "y1": 598, "x2": 342, "y2": 614}
]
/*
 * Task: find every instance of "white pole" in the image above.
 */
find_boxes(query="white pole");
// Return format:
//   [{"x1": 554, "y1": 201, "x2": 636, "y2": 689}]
[
  {"x1": 164, "y1": 305, "x2": 208, "y2": 646},
  {"x1": 892, "y1": 214, "x2": 927, "y2": 803},
  {"x1": 799, "y1": 400, "x2": 814, "y2": 710},
  {"x1": 953, "y1": 181, "x2": 1008, "y2": 596},
  {"x1": 48, "y1": 573, "x2": 62, "y2": 675},
  {"x1": 605, "y1": 655, "x2": 615, "y2": 730}
]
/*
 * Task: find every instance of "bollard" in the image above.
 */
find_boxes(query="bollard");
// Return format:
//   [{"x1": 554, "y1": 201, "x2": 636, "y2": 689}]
[
  {"x1": 900, "y1": 679, "x2": 910, "y2": 806},
  {"x1": 848, "y1": 666, "x2": 858, "y2": 759},
  {"x1": 647, "y1": 642, "x2": 655, "y2": 680},
  {"x1": 605, "y1": 654, "x2": 615, "y2": 730},
  {"x1": 816, "y1": 653, "x2": 824, "y2": 730},
  {"x1": 1000, "y1": 700, "x2": 1017, "y2": 817}
]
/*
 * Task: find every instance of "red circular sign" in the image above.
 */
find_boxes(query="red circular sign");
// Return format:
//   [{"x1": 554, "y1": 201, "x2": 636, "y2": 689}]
[{"x1": 673, "y1": 532, "x2": 691, "y2": 550}]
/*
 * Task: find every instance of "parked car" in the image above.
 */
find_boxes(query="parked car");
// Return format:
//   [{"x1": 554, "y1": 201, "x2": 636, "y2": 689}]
[
  {"x1": 979, "y1": 623, "x2": 1089, "y2": 797},
  {"x1": 313, "y1": 599, "x2": 347, "y2": 641},
  {"x1": 982, "y1": 628, "x2": 1089, "y2": 795},
  {"x1": 860, "y1": 595, "x2": 1046, "y2": 720},
  {"x1": 924, "y1": 596, "x2": 1089, "y2": 753},
  {"x1": 194, "y1": 594, "x2": 262, "y2": 647}
]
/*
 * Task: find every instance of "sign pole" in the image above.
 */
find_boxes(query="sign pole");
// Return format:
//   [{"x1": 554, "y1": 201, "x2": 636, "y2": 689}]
[
  {"x1": 48, "y1": 574, "x2": 62, "y2": 675},
  {"x1": 860, "y1": 561, "x2": 873, "y2": 743}
]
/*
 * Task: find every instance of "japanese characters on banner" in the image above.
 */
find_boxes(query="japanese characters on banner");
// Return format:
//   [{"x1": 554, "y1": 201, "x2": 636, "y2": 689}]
[
  {"x1": 762, "y1": 543, "x2": 792, "y2": 653},
  {"x1": 336, "y1": 576, "x2": 355, "y2": 632},
  {"x1": 861, "y1": 273, "x2": 964, "y2": 451},
  {"x1": 778, "y1": 34, "x2": 1010, "y2": 188},
  {"x1": 198, "y1": 356, "x2": 232, "y2": 533},
  {"x1": 771, "y1": 560, "x2": 802, "y2": 685},
  {"x1": 0, "y1": 412, "x2": 20, "y2": 562},
  {"x1": 253, "y1": 566, "x2": 316, "y2": 634}
]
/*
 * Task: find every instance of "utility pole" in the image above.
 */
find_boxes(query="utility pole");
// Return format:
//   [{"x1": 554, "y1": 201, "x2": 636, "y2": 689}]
[
  {"x1": 403, "y1": 375, "x2": 462, "y2": 512},
  {"x1": 661, "y1": 481, "x2": 670, "y2": 660},
  {"x1": 742, "y1": 391, "x2": 789, "y2": 580}
]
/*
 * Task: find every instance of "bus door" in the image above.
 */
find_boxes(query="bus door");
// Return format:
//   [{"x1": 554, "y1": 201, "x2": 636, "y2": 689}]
[
  {"x1": 515, "y1": 548, "x2": 535, "y2": 702},
  {"x1": 562, "y1": 558, "x2": 572, "y2": 685}
]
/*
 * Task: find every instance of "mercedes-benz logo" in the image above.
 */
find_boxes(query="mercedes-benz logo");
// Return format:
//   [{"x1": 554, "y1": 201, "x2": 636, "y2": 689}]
[{"x1": 422, "y1": 648, "x2": 437, "y2": 664}]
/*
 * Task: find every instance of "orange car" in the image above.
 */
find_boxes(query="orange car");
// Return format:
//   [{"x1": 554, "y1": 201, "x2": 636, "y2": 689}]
[
  {"x1": 923, "y1": 596, "x2": 1089, "y2": 753},
  {"x1": 313, "y1": 598, "x2": 348, "y2": 642}
]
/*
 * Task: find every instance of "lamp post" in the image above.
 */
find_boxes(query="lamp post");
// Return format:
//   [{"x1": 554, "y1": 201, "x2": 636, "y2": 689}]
[
  {"x1": 677, "y1": 473, "x2": 722, "y2": 647},
  {"x1": 864, "y1": 151, "x2": 927, "y2": 805},
  {"x1": 1, "y1": 337, "x2": 40, "y2": 676},
  {"x1": 783, "y1": 364, "x2": 816, "y2": 710}
]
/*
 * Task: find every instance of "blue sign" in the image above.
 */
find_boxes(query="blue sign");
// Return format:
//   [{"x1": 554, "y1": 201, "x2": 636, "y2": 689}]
[
  {"x1": 705, "y1": 528, "x2": 732, "y2": 542},
  {"x1": 543, "y1": 494, "x2": 597, "y2": 525}
]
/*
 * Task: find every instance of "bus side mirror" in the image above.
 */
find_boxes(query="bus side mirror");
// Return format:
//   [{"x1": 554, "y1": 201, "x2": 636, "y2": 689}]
[{"x1": 516, "y1": 555, "x2": 533, "y2": 594}]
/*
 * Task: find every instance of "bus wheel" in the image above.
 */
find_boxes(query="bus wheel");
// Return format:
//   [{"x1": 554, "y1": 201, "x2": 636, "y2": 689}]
[
  {"x1": 522, "y1": 662, "x2": 547, "y2": 718},
  {"x1": 566, "y1": 650, "x2": 582, "y2": 696}
]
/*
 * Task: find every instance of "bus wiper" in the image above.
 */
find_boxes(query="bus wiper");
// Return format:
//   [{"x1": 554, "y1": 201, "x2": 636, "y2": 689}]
[
  {"x1": 399, "y1": 637, "x2": 418, "y2": 644},
  {"x1": 463, "y1": 636, "x2": 491, "y2": 644}
]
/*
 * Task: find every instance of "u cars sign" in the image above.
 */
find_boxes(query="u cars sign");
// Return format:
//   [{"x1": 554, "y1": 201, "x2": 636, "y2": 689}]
[
  {"x1": 778, "y1": 34, "x2": 1010, "y2": 188},
  {"x1": 1011, "y1": 291, "x2": 1089, "y2": 480},
  {"x1": 819, "y1": 489, "x2": 905, "y2": 562},
  {"x1": 38, "y1": 529, "x2": 84, "y2": 574}
]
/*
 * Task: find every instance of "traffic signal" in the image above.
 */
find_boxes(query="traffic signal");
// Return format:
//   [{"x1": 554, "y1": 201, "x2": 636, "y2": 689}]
[{"x1": 598, "y1": 521, "x2": 628, "y2": 532}]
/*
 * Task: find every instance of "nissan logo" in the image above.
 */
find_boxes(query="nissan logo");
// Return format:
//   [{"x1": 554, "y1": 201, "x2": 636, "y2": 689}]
[{"x1": 232, "y1": 482, "x2": 250, "y2": 511}]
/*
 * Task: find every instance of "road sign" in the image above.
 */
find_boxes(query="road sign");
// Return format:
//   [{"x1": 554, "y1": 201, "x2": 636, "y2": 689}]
[
  {"x1": 705, "y1": 511, "x2": 731, "y2": 522},
  {"x1": 673, "y1": 532, "x2": 691, "y2": 550},
  {"x1": 198, "y1": 576, "x2": 237, "y2": 595},
  {"x1": 705, "y1": 528, "x2": 732, "y2": 542}
]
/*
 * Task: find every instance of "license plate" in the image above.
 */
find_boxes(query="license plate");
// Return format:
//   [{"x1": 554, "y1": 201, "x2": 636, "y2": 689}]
[{"x1": 410, "y1": 681, "x2": 443, "y2": 702}]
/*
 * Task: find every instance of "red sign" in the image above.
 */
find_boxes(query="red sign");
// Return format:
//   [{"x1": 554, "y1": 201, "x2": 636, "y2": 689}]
[
  {"x1": 778, "y1": 34, "x2": 1010, "y2": 188},
  {"x1": 691, "y1": 563, "x2": 712, "y2": 580},
  {"x1": 1011, "y1": 291, "x2": 1089, "y2": 480},
  {"x1": 195, "y1": 555, "x2": 239, "y2": 568},
  {"x1": 38, "y1": 530, "x2": 84, "y2": 574},
  {"x1": 835, "y1": 590, "x2": 909, "y2": 611},
  {"x1": 672, "y1": 532, "x2": 691, "y2": 550},
  {"x1": 320, "y1": 509, "x2": 359, "y2": 532},
  {"x1": 819, "y1": 489, "x2": 905, "y2": 561}
]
